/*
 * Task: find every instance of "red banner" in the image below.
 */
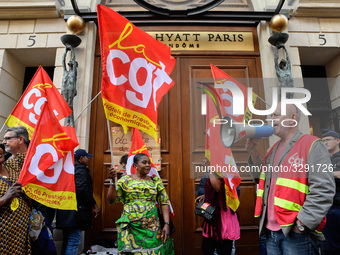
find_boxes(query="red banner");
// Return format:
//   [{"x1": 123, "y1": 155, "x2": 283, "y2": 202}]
[
  {"x1": 5, "y1": 66, "x2": 72, "y2": 138},
  {"x1": 18, "y1": 103, "x2": 79, "y2": 210},
  {"x1": 205, "y1": 95, "x2": 241, "y2": 212},
  {"x1": 97, "y1": 5, "x2": 175, "y2": 142},
  {"x1": 210, "y1": 64, "x2": 257, "y2": 123},
  {"x1": 125, "y1": 128, "x2": 174, "y2": 217},
  {"x1": 125, "y1": 128, "x2": 160, "y2": 177}
]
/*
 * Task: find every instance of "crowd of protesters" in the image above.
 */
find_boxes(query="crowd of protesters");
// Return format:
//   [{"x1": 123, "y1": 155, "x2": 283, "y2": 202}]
[{"x1": 1, "y1": 103, "x2": 340, "y2": 255}]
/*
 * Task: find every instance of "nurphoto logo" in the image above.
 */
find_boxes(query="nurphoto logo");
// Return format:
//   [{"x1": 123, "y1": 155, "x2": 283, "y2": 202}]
[
  {"x1": 201, "y1": 85, "x2": 312, "y2": 128},
  {"x1": 202, "y1": 86, "x2": 311, "y2": 116}
]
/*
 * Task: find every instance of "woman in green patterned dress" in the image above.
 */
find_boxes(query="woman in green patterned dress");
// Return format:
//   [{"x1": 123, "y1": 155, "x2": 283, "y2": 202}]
[{"x1": 107, "y1": 153, "x2": 171, "y2": 255}]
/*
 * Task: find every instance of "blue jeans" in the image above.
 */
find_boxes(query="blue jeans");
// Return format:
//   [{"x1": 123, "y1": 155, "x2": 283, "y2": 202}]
[
  {"x1": 260, "y1": 233, "x2": 267, "y2": 255},
  {"x1": 231, "y1": 240, "x2": 235, "y2": 255},
  {"x1": 266, "y1": 229, "x2": 319, "y2": 255},
  {"x1": 322, "y1": 206, "x2": 340, "y2": 254},
  {"x1": 61, "y1": 229, "x2": 82, "y2": 255}
]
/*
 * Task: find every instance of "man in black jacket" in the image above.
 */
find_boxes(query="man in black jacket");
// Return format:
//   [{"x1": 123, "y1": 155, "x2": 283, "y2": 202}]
[{"x1": 56, "y1": 149, "x2": 100, "y2": 255}]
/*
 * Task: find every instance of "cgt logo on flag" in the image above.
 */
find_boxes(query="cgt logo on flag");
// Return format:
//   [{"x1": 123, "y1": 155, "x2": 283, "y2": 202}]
[
  {"x1": 5, "y1": 66, "x2": 72, "y2": 139},
  {"x1": 19, "y1": 103, "x2": 78, "y2": 210},
  {"x1": 97, "y1": 4, "x2": 175, "y2": 142},
  {"x1": 23, "y1": 83, "x2": 54, "y2": 125},
  {"x1": 42, "y1": 133, "x2": 73, "y2": 156},
  {"x1": 28, "y1": 133, "x2": 74, "y2": 184},
  {"x1": 105, "y1": 23, "x2": 173, "y2": 111}
]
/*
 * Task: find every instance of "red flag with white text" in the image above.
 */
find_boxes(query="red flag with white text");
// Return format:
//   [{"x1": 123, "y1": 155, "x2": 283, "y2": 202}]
[
  {"x1": 18, "y1": 103, "x2": 79, "y2": 210},
  {"x1": 97, "y1": 4, "x2": 175, "y2": 142},
  {"x1": 210, "y1": 64, "x2": 257, "y2": 124},
  {"x1": 126, "y1": 128, "x2": 174, "y2": 217},
  {"x1": 205, "y1": 95, "x2": 241, "y2": 212},
  {"x1": 5, "y1": 66, "x2": 72, "y2": 139}
]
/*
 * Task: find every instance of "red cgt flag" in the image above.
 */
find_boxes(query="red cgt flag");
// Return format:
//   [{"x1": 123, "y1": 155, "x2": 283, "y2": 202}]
[
  {"x1": 125, "y1": 128, "x2": 174, "y2": 217},
  {"x1": 125, "y1": 128, "x2": 159, "y2": 177},
  {"x1": 210, "y1": 64, "x2": 257, "y2": 124},
  {"x1": 205, "y1": 95, "x2": 241, "y2": 212},
  {"x1": 18, "y1": 103, "x2": 79, "y2": 210},
  {"x1": 97, "y1": 5, "x2": 175, "y2": 142},
  {"x1": 5, "y1": 66, "x2": 72, "y2": 139}
]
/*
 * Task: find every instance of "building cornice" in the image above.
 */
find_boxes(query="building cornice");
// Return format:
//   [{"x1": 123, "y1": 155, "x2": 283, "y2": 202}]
[
  {"x1": 294, "y1": 1, "x2": 340, "y2": 17},
  {"x1": 0, "y1": 1, "x2": 61, "y2": 19}
]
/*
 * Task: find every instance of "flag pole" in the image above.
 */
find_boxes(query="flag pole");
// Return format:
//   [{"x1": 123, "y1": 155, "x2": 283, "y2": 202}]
[
  {"x1": 256, "y1": 95, "x2": 271, "y2": 108},
  {"x1": 0, "y1": 123, "x2": 6, "y2": 135},
  {"x1": 74, "y1": 91, "x2": 101, "y2": 123},
  {"x1": 2, "y1": 90, "x2": 101, "y2": 133},
  {"x1": 106, "y1": 119, "x2": 117, "y2": 190}
]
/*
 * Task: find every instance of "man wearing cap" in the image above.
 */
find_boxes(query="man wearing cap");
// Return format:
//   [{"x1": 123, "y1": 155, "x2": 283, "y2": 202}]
[
  {"x1": 321, "y1": 129, "x2": 340, "y2": 254},
  {"x1": 56, "y1": 149, "x2": 100, "y2": 255}
]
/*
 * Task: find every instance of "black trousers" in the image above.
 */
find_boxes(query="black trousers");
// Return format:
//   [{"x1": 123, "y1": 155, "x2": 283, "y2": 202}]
[{"x1": 202, "y1": 236, "x2": 233, "y2": 255}]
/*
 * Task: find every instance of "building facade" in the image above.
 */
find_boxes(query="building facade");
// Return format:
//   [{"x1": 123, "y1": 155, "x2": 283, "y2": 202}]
[{"x1": 0, "y1": 0, "x2": 339, "y2": 254}]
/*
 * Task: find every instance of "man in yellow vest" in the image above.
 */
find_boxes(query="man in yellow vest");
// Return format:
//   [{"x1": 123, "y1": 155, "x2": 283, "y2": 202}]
[{"x1": 245, "y1": 103, "x2": 335, "y2": 255}]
